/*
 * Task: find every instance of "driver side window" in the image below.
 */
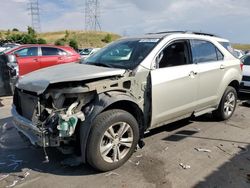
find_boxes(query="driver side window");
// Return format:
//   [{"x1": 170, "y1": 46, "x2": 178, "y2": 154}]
[{"x1": 156, "y1": 40, "x2": 190, "y2": 68}]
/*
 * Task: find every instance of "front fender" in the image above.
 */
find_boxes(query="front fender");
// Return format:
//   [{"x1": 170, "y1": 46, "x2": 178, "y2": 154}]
[{"x1": 80, "y1": 92, "x2": 139, "y2": 163}]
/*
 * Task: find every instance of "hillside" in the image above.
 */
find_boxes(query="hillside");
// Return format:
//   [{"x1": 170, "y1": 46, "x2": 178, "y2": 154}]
[
  {"x1": 232, "y1": 44, "x2": 250, "y2": 51},
  {"x1": 1, "y1": 30, "x2": 250, "y2": 50},
  {"x1": 39, "y1": 31, "x2": 121, "y2": 48},
  {"x1": 0, "y1": 30, "x2": 121, "y2": 48}
]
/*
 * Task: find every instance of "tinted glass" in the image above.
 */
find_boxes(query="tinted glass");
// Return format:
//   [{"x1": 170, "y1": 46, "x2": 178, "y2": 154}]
[
  {"x1": 242, "y1": 55, "x2": 250, "y2": 66},
  {"x1": 58, "y1": 49, "x2": 68, "y2": 56},
  {"x1": 14, "y1": 47, "x2": 38, "y2": 57},
  {"x1": 85, "y1": 38, "x2": 159, "y2": 69},
  {"x1": 191, "y1": 40, "x2": 218, "y2": 63},
  {"x1": 42, "y1": 47, "x2": 60, "y2": 56},
  {"x1": 158, "y1": 41, "x2": 190, "y2": 68}
]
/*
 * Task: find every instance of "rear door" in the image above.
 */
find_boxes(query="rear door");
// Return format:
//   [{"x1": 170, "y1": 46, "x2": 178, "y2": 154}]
[
  {"x1": 150, "y1": 40, "x2": 198, "y2": 128},
  {"x1": 190, "y1": 39, "x2": 225, "y2": 110},
  {"x1": 14, "y1": 47, "x2": 39, "y2": 76},
  {"x1": 40, "y1": 47, "x2": 66, "y2": 69}
]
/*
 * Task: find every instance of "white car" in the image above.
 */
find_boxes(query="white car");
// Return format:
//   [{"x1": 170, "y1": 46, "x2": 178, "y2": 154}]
[
  {"x1": 234, "y1": 49, "x2": 244, "y2": 58},
  {"x1": 0, "y1": 43, "x2": 20, "y2": 53},
  {"x1": 240, "y1": 54, "x2": 250, "y2": 93},
  {"x1": 79, "y1": 48, "x2": 100, "y2": 60},
  {"x1": 12, "y1": 31, "x2": 242, "y2": 171}
]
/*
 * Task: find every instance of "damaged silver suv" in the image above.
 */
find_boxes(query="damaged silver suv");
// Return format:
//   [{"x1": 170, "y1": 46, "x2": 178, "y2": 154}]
[{"x1": 12, "y1": 31, "x2": 242, "y2": 171}]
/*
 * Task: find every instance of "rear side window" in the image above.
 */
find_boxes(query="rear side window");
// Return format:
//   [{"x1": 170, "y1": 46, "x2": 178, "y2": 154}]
[
  {"x1": 14, "y1": 47, "x2": 38, "y2": 57},
  {"x1": 41, "y1": 47, "x2": 66, "y2": 56},
  {"x1": 191, "y1": 40, "x2": 223, "y2": 63}
]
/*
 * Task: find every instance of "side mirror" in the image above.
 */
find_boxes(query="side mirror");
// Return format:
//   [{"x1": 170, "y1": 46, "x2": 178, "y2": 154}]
[{"x1": 14, "y1": 53, "x2": 20, "y2": 58}]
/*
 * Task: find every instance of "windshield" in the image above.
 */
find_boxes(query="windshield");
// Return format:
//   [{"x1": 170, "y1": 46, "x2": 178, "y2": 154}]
[
  {"x1": 241, "y1": 55, "x2": 250, "y2": 66},
  {"x1": 84, "y1": 38, "x2": 160, "y2": 69}
]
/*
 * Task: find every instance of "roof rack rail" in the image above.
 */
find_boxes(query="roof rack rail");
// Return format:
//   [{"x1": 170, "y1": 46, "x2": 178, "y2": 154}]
[
  {"x1": 147, "y1": 30, "x2": 219, "y2": 37},
  {"x1": 147, "y1": 31, "x2": 186, "y2": 35},
  {"x1": 186, "y1": 31, "x2": 218, "y2": 37}
]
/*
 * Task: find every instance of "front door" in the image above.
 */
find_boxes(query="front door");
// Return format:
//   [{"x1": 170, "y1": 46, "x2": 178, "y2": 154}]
[
  {"x1": 14, "y1": 47, "x2": 40, "y2": 76},
  {"x1": 150, "y1": 40, "x2": 198, "y2": 128}
]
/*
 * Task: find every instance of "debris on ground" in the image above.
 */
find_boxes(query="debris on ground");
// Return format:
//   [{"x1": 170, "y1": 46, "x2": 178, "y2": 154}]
[
  {"x1": 128, "y1": 160, "x2": 140, "y2": 166},
  {"x1": 6, "y1": 180, "x2": 18, "y2": 188},
  {"x1": 105, "y1": 172, "x2": 120, "y2": 177},
  {"x1": 3, "y1": 169, "x2": 31, "y2": 187},
  {"x1": 0, "y1": 174, "x2": 9, "y2": 181},
  {"x1": 136, "y1": 154, "x2": 143, "y2": 158},
  {"x1": 179, "y1": 163, "x2": 191, "y2": 169},
  {"x1": 238, "y1": 146, "x2": 248, "y2": 153},
  {"x1": 216, "y1": 145, "x2": 233, "y2": 156},
  {"x1": 193, "y1": 128, "x2": 201, "y2": 131},
  {"x1": 194, "y1": 148, "x2": 212, "y2": 153},
  {"x1": 247, "y1": 174, "x2": 250, "y2": 183}
]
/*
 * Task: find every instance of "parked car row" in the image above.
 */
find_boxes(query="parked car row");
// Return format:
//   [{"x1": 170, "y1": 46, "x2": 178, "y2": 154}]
[{"x1": 0, "y1": 44, "x2": 81, "y2": 95}]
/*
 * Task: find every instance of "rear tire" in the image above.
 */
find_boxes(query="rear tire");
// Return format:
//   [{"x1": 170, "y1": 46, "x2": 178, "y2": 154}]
[
  {"x1": 213, "y1": 86, "x2": 237, "y2": 120},
  {"x1": 86, "y1": 109, "x2": 139, "y2": 171}
]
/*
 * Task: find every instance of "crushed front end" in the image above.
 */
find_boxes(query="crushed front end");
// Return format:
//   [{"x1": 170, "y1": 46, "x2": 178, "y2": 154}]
[{"x1": 12, "y1": 85, "x2": 94, "y2": 153}]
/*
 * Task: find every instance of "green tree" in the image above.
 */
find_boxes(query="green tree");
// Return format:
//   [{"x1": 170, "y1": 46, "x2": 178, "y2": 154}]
[
  {"x1": 12, "y1": 28, "x2": 19, "y2": 32},
  {"x1": 64, "y1": 30, "x2": 70, "y2": 41},
  {"x1": 69, "y1": 39, "x2": 78, "y2": 50},
  {"x1": 37, "y1": 38, "x2": 47, "y2": 44},
  {"x1": 27, "y1": 26, "x2": 36, "y2": 38},
  {"x1": 102, "y1": 33, "x2": 112, "y2": 43},
  {"x1": 55, "y1": 38, "x2": 66, "y2": 46}
]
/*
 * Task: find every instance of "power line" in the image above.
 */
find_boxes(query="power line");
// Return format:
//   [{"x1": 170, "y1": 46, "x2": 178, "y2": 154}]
[
  {"x1": 28, "y1": 0, "x2": 41, "y2": 32},
  {"x1": 85, "y1": 0, "x2": 101, "y2": 31}
]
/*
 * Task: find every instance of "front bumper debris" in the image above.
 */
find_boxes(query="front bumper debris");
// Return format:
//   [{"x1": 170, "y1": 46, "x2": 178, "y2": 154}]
[{"x1": 11, "y1": 106, "x2": 49, "y2": 147}]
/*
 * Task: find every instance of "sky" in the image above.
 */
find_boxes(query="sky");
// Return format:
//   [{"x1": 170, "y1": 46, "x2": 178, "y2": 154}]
[{"x1": 0, "y1": 0, "x2": 250, "y2": 43}]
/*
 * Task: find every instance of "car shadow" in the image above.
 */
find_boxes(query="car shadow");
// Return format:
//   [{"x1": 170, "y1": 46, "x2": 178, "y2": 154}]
[
  {"x1": 193, "y1": 144, "x2": 250, "y2": 188},
  {"x1": 144, "y1": 118, "x2": 194, "y2": 138}
]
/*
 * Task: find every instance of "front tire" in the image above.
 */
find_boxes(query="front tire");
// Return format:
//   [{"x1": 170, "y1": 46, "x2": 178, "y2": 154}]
[
  {"x1": 213, "y1": 86, "x2": 237, "y2": 120},
  {"x1": 86, "y1": 109, "x2": 139, "y2": 171}
]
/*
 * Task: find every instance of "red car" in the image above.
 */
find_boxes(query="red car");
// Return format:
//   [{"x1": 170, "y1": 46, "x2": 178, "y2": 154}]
[
  {"x1": 0, "y1": 44, "x2": 80, "y2": 96},
  {"x1": 4, "y1": 44, "x2": 81, "y2": 76}
]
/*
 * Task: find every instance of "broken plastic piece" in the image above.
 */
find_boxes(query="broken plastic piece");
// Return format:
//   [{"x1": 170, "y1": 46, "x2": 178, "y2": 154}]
[
  {"x1": 105, "y1": 172, "x2": 120, "y2": 177},
  {"x1": 195, "y1": 148, "x2": 211, "y2": 153},
  {"x1": 238, "y1": 146, "x2": 248, "y2": 153},
  {"x1": 179, "y1": 163, "x2": 191, "y2": 169},
  {"x1": 57, "y1": 102, "x2": 85, "y2": 137},
  {"x1": 6, "y1": 180, "x2": 18, "y2": 188},
  {"x1": 43, "y1": 155, "x2": 49, "y2": 163},
  {"x1": 0, "y1": 174, "x2": 9, "y2": 181},
  {"x1": 136, "y1": 154, "x2": 143, "y2": 158}
]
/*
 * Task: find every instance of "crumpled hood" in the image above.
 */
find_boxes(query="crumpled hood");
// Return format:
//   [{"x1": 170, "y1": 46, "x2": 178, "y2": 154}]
[{"x1": 17, "y1": 63, "x2": 126, "y2": 94}]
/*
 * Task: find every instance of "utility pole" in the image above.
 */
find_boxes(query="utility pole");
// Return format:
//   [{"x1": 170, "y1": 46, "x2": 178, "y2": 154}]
[
  {"x1": 28, "y1": 0, "x2": 41, "y2": 32},
  {"x1": 85, "y1": 0, "x2": 101, "y2": 31}
]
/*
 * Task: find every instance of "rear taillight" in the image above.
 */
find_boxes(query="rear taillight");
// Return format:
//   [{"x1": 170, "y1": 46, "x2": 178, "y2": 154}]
[{"x1": 240, "y1": 62, "x2": 244, "y2": 71}]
